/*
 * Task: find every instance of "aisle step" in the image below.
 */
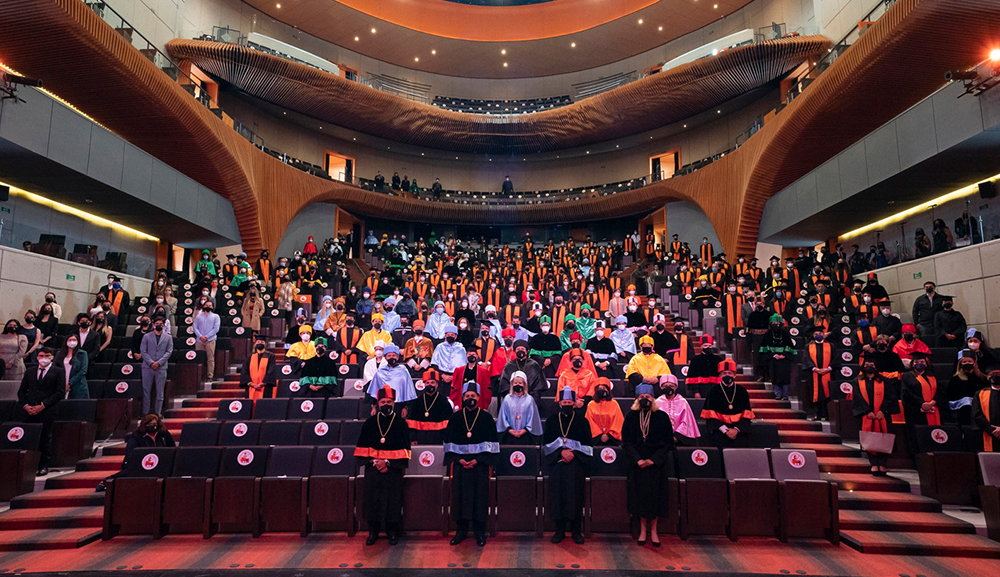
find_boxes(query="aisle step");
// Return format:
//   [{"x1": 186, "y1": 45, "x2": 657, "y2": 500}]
[
  {"x1": 758, "y1": 418, "x2": 822, "y2": 431},
  {"x1": 818, "y1": 457, "x2": 873, "y2": 474},
  {"x1": 777, "y1": 430, "x2": 842, "y2": 444},
  {"x1": 783, "y1": 443, "x2": 860, "y2": 458},
  {"x1": 10, "y1": 489, "x2": 105, "y2": 509},
  {"x1": 838, "y1": 491, "x2": 942, "y2": 512},
  {"x1": 164, "y1": 407, "x2": 216, "y2": 419},
  {"x1": 754, "y1": 408, "x2": 808, "y2": 420},
  {"x1": 839, "y1": 510, "x2": 975, "y2": 534},
  {"x1": 44, "y1": 471, "x2": 110, "y2": 491},
  {"x1": 823, "y1": 472, "x2": 910, "y2": 492},
  {"x1": 0, "y1": 507, "x2": 104, "y2": 530},
  {"x1": 75, "y1": 455, "x2": 124, "y2": 472},
  {"x1": 840, "y1": 530, "x2": 1000, "y2": 558},
  {"x1": 0, "y1": 527, "x2": 102, "y2": 551}
]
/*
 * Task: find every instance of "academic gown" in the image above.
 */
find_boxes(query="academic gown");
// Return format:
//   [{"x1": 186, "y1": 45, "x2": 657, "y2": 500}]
[
  {"x1": 622, "y1": 409, "x2": 674, "y2": 519},
  {"x1": 299, "y1": 353, "x2": 340, "y2": 397},
  {"x1": 405, "y1": 391, "x2": 453, "y2": 444},
  {"x1": 972, "y1": 387, "x2": 1000, "y2": 452},
  {"x1": 497, "y1": 393, "x2": 543, "y2": 444},
  {"x1": 542, "y1": 410, "x2": 594, "y2": 523},
  {"x1": 585, "y1": 399, "x2": 625, "y2": 444},
  {"x1": 586, "y1": 336, "x2": 619, "y2": 378},
  {"x1": 701, "y1": 383, "x2": 755, "y2": 448},
  {"x1": 760, "y1": 329, "x2": 796, "y2": 387},
  {"x1": 239, "y1": 351, "x2": 279, "y2": 400},
  {"x1": 367, "y1": 365, "x2": 417, "y2": 406},
  {"x1": 444, "y1": 408, "x2": 500, "y2": 524},
  {"x1": 499, "y1": 358, "x2": 547, "y2": 400},
  {"x1": 686, "y1": 352, "x2": 723, "y2": 396},
  {"x1": 354, "y1": 411, "x2": 412, "y2": 528},
  {"x1": 852, "y1": 377, "x2": 900, "y2": 463}
]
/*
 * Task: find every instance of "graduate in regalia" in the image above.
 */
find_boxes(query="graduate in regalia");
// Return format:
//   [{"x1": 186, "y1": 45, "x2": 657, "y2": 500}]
[
  {"x1": 585, "y1": 377, "x2": 624, "y2": 445},
  {"x1": 622, "y1": 384, "x2": 674, "y2": 547},
  {"x1": 354, "y1": 385, "x2": 412, "y2": 546},
  {"x1": 853, "y1": 359, "x2": 899, "y2": 476},
  {"x1": 655, "y1": 374, "x2": 700, "y2": 445},
  {"x1": 700, "y1": 359, "x2": 754, "y2": 448},
  {"x1": 299, "y1": 337, "x2": 339, "y2": 398},
  {"x1": 973, "y1": 370, "x2": 1000, "y2": 452},
  {"x1": 404, "y1": 369, "x2": 454, "y2": 444},
  {"x1": 240, "y1": 336, "x2": 278, "y2": 401},
  {"x1": 900, "y1": 350, "x2": 944, "y2": 454},
  {"x1": 444, "y1": 381, "x2": 499, "y2": 546},
  {"x1": 543, "y1": 386, "x2": 593, "y2": 544},
  {"x1": 366, "y1": 344, "x2": 417, "y2": 416},
  {"x1": 496, "y1": 371, "x2": 543, "y2": 444}
]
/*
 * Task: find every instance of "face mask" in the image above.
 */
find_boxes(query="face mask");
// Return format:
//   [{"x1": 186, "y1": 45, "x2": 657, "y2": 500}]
[
  {"x1": 66, "y1": 339, "x2": 78, "y2": 349},
  {"x1": 903, "y1": 334, "x2": 915, "y2": 342},
  {"x1": 301, "y1": 334, "x2": 311, "y2": 342},
  {"x1": 991, "y1": 376, "x2": 1000, "y2": 387},
  {"x1": 721, "y1": 375, "x2": 735, "y2": 385},
  {"x1": 628, "y1": 306, "x2": 638, "y2": 312},
  {"x1": 962, "y1": 364, "x2": 974, "y2": 373},
  {"x1": 45, "y1": 297, "x2": 54, "y2": 303},
  {"x1": 516, "y1": 350, "x2": 527, "y2": 360},
  {"x1": 541, "y1": 326, "x2": 551, "y2": 334},
  {"x1": 387, "y1": 357, "x2": 399, "y2": 367},
  {"x1": 943, "y1": 303, "x2": 953, "y2": 309},
  {"x1": 638, "y1": 398, "x2": 652, "y2": 410},
  {"x1": 881, "y1": 308, "x2": 891, "y2": 316},
  {"x1": 512, "y1": 384, "x2": 525, "y2": 394},
  {"x1": 153, "y1": 324, "x2": 164, "y2": 332},
  {"x1": 926, "y1": 287, "x2": 934, "y2": 294},
  {"x1": 596, "y1": 329, "x2": 605, "y2": 338},
  {"x1": 459, "y1": 322, "x2": 468, "y2": 330},
  {"x1": 969, "y1": 342, "x2": 981, "y2": 351},
  {"x1": 347, "y1": 320, "x2": 355, "y2": 327},
  {"x1": 814, "y1": 334, "x2": 824, "y2": 342},
  {"x1": 876, "y1": 343, "x2": 888, "y2": 352},
  {"x1": 373, "y1": 323, "x2": 383, "y2": 330},
  {"x1": 913, "y1": 362, "x2": 926, "y2": 372},
  {"x1": 375, "y1": 349, "x2": 384, "y2": 358},
  {"x1": 641, "y1": 347, "x2": 653, "y2": 355},
  {"x1": 560, "y1": 404, "x2": 574, "y2": 415},
  {"x1": 446, "y1": 336, "x2": 456, "y2": 344},
  {"x1": 156, "y1": 298, "x2": 164, "y2": 304},
  {"x1": 863, "y1": 365, "x2": 877, "y2": 375},
  {"x1": 255, "y1": 343, "x2": 266, "y2": 351},
  {"x1": 38, "y1": 358, "x2": 52, "y2": 368},
  {"x1": 595, "y1": 388, "x2": 610, "y2": 400},
  {"x1": 379, "y1": 405, "x2": 394, "y2": 416},
  {"x1": 463, "y1": 398, "x2": 478, "y2": 410},
  {"x1": 80, "y1": 320, "x2": 91, "y2": 329},
  {"x1": 24, "y1": 316, "x2": 34, "y2": 324},
  {"x1": 572, "y1": 359, "x2": 583, "y2": 368}
]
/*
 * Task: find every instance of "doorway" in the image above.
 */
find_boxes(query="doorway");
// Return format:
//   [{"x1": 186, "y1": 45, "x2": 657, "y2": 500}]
[
  {"x1": 650, "y1": 150, "x2": 680, "y2": 182},
  {"x1": 325, "y1": 151, "x2": 355, "y2": 183}
]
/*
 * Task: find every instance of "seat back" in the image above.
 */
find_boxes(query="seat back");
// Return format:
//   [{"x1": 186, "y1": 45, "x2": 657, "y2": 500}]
[
  {"x1": 217, "y1": 399, "x2": 253, "y2": 420},
  {"x1": 103, "y1": 379, "x2": 141, "y2": 399},
  {"x1": 219, "y1": 446, "x2": 269, "y2": 477},
  {"x1": 675, "y1": 447, "x2": 724, "y2": 479},
  {"x1": 324, "y1": 398, "x2": 359, "y2": 420},
  {"x1": 312, "y1": 445, "x2": 359, "y2": 476},
  {"x1": 218, "y1": 421, "x2": 261, "y2": 446},
  {"x1": 251, "y1": 399, "x2": 288, "y2": 421},
  {"x1": 0, "y1": 422, "x2": 42, "y2": 451},
  {"x1": 287, "y1": 397, "x2": 324, "y2": 420},
  {"x1": 123, "y1": 447, "x2": 176, "y2": 478},
  {"x1": 408, "y1": 445, "x2": 447, "y2": 476},
  {"x1": 495, "y1": 446, "x2": 541, "y2": 477},
  {"x1": 300, "y1": 420, "x2": 341, "y2": 445},
  {"x1": 590, "y1": 445, "x2": 628, "y2": 477},
  {"x1": 980, "y1": 452, "x2": 1000, "y2": 487},
  {"x1": 723, "y1": 448, "x2": 771, "y2": 480},
  {"x1": 265, "y1": 446, "x2": 314, "y2": 477},
  {"x1": 179, "y1": 421, "x2": 221, "y2": 446},
  {"x1": 914, "y1": 425, "x2": 966, "y2": 453},
  {"x1": 770, "y1": 449, "x2": 821, "y2": 481},
  {"x1": 0, "y1": 400, "x2": 14, "y2": 422},
  {"x1": 258, "y1": 421, "x2": 303, "y2": 446},
  {"x1": 55, "y1": 399, "x2": 98, "y2": 421},
  {"x1": 171, "y1": 447, "x2": 223, "y2": 477},
  {"x1": 339, "y1": 420, "x2": 365, "y2": 445},
  {"x1": 687, "y1": 398, "x2": 705, "y2": 417},
  {"x1": 747, "y1": 423, "x2": 781, "y2": 448}
]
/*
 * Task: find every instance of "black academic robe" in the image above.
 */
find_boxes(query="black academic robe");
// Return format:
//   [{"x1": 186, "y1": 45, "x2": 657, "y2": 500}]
[
  {"x1": 852, "y1": 376, "x2": 899, "y2": 463},
  {"x1": 585, "y1": 336, "x2": 619, "y2": 378},
  {"x1": 701, "y1": 383, "x2": 754, "y2": 448},
  {"x1": 621, "y1": 409, "x2": 674, "y2": 519},
  {"x1": 239, "y1": 351, "x2": 279, "y2": 398},
  {"x1": 542, "y1": 410, "x2": 593, "y2": 523},
  {"x1": 686, "y1": 352, "x2": 723, "y2": 396},
  {"x1": 354, "y1": 411, "x2": 411, "y2": 527},
  {"x1": 972, "y1": 387, "x2": 1000, "y2": 452},
  {"x1": 650, "y1": 330, "x2": 680, "y2": 358},
  {"x1": 299, "y1": 354, "x2": 340, "y2": 397},
  {"x1": 404, "y1": 391, "x2": 453, "y2": 444},
  {"x1": 948, "y1": 374, "x2": 987, "y2": 426},
  {"x1": 444, "y1": 408, "x2": 499, "y2": 524},
  {"x1": 498, "y1": 358, "x2": 546, "y2": 401},
  {"x1": 901, "y1": 371, "x2": 946, "y2": 426}
]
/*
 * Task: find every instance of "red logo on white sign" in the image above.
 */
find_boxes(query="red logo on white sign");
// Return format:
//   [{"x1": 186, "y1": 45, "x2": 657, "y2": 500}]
[
  {"x1": 232, "y1": 423, "x2": 248, "y2": 437},
  {"x1": 327, "y1": 448, "x2": 343, "y2": 464},
  {"x1": 142, "y1": 453, "x2": 159, "y2": 470},
  {"x1": 931, "y1": 428, "x2": 949, "y2": 444},
  {"x1": 115, "y1": 382, "x2": 129, "y2": 394},
  {"x1": 419, "y1": 451, "x2": 435, "y2": 467},
  {"x1": 600, "y1": 448, "x2": 617, "y2": 464},
  {"x1": 282, "y1": 365, "x2": 293, "y2": 375},
  {"x1": 289, "y1": 381, "x2": 301, "y2": 392},
  {"x1": 7, "y1": 427, "x2": 24, "y2": 442},
  {"x1": 691, "y1": 449, "x2": 709, "y2": 466},
  {"x1": 300, "y1": 400, "x2": 314, "y2": 413},
  {"x1": 840, "y1": 382, "x2": 853, "y2": 395},
  {"x1": 314, "y1": 422, "x2": 329, "y2": 436},
  {"x1": 229, "y1": 400, "x2": 243, "y2": 413},
  {"x1": 237, "y1": 450, "x2": 254, "y2": 466},
  {"x1": 788, "y1": 451, "x2": 806, "y2": 469},
  {"x1": 185, "y1": 350, "x2": 197, "y2": 361},
  {"x1": 510, "y1": 450, "x2": 526, "y2": 468},
  {"x1": 121, "y1": 365, "x2": 134, "y2": 375}
]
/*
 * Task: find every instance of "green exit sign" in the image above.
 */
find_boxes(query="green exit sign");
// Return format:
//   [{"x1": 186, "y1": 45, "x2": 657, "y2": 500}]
[
  {"x1": 913, "y1": 272, "x2": 922, "y2": 280},
  {"x1": 65, "y1": 274, "x2": 75, "y2": 281},
  {"x1": 0, "y1": 206, "x2": 10, "y2": 213}
]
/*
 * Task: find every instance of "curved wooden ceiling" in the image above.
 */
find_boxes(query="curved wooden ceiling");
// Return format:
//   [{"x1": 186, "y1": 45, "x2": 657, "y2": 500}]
[
  {"x1": 1, "y1": 0, "x2": 998, "y2": 262},
  {"x1": 241, "y1": 0, "x2": 754, "y2": 77},
  {"x1": 166, "y1": 35, "x2": 829, "y2": 154}
]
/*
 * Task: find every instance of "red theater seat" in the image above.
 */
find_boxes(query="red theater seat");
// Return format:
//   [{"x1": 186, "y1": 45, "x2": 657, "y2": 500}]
[
  {"x1": 724, "y1": 448, "x2": 778, "y2": 539},
  {"x1": 676, "y1": 447, "x2": 727, "y2": 538},
  {"x1": 103, "y1": 447, "x2": 176, "y2": 538},
  {"x1": 492, "y1": 445, "x2": 542, "y2": 535},
  {"x1": 209, "y1": 446, "x2": 269, "y2": 536},
  {"x1": 308, "y1": 446, "x2": 358, "y2": 534},
  {"x1": 770, "y1": 449, "x2": 838, "y2": 543},
  {"x1": 161, "y1": 447, "x2": 222, "y2": 535},
  {"x1": 260, "y1": 446, "x2": 313, "y2": 534}
]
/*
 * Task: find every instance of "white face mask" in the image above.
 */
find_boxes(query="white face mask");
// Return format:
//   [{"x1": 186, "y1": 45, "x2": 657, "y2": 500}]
[
  {"x1": 596, "y1": 330, "x2": 605, "y2": 338},
  {"x1": 375, "y1": 349, "x2": 384, "y2": 358},
  {"x1": 38, "y1": 358, "x2": 52, "y2": 367},
  {"x1": 459, "y1": 322, "x2": 468, "y2": 329},
  {"x1": 541, "y1": 326, "x2": 551, "y2": 334},
  {"x1": 66, "y1": 340, "x2": 78, "y2": 349},
  {"x1": 628, "y1": 306, "x2": 638, "y2": 312},
  {"x1": 969, "y1": 341, "x2": 981, "y2": 351},
  {"x1": 301, "y1": 334, "x2": 311, "y2": 342},
  {"x1": 880, "y1": 307, "x2": 891, "y2": 316},
  {"x1": 617, "y1": 324, "x2": 626, "y2": 330},
  {"x1": 509, "y1": 297, "x2": 517, "y2": 304},
  {"x1": 156, "y1": 297, "x2": 164, "y2": 303}
]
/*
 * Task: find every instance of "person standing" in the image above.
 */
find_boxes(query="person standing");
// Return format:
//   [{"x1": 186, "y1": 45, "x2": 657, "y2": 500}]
[
  {"x1": 853, "y1": 360, "x2": 899, "y2": 476},
  {"x1": 543, "y1": 386, "x2": 593, "y2": 544},
  {"x1": 496, "y1": 371, "x2": 543, "y2": 444},
  {"x1": 240, "y1": 337, "x2": 279, "y2": 401},
  {"x1": 0, "y1": 320, "x2": 28, "y2": 382},
  {"x1": 622, "y1": 384, "x2": 674, "y2": 546},
  {"x1": 760, "y1": 314, "x2": 796, "y2": 400},
  {"x1": 55, "y1": 336, "x2": 89, "y2": 399},
  {"x1": 404, "y1": 369, "x2": 453, "y2": 444},
  {"x1": 241, "y1": 291, "x2": 264, "y2": 341},
  {"x1": 193, "y1": 303, "x2": 220, "y2": 382},
  {"x1": 444, "y1": 382, "x2": 499, "y2": 547},
  {"x1": 16, "y1": 347, "x2": 64, "y2": 476},
  {"x1": 973, "y1": 370, "x2": 1000, "y2": 452},
  {"x1": 585, "y1": 378, "x2": 625, "y2": 445},
  {"x1": 911, "y1": 282, "x2": 943, "y2": 339},
  {"x1": 139, "y1": 319, "x2": 173, "y2": 415},
  {"x1": 355, "y1": 385, "x2": 412, "y2": 546}
]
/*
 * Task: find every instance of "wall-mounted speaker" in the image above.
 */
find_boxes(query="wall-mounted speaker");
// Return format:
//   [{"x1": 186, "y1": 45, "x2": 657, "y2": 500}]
[
  {"x1": 0, "y1": 185, "x2": 8, "y2": 202},
  {"x1": 979, "y1": 180, "x2": 996, "y2": 199}
]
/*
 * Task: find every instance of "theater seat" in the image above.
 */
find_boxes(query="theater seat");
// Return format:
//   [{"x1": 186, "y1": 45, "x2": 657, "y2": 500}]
[
  {"x1": 300, "y1": 420, "x2": 341, "y2": 445},
  {"x1": 104, "y1": 447, "x2": 176, "y2": 538},
  {"x1": 339, "y1": 420, "x2": 365, "y2": 445},
  {"x1": 404, "y1": 445, "x2": 448, "y2": 533},
  {"x1": 251, "y1": 399, "x2": 288, "y2": 421},
  {"x1": 179, "y1": 421, "x2": 221, "y2": 446},
  {"x1": 287, "y1": 397, "x2": 325, "y2": 420},
  {"x1": 258, "y1": 421, "x2": 303, "y2": 446},
  {"x1": 770, "y1": 449, "x2": 838, "y2": 543},
  {"x1": 162, "y1": 447, "x2": 222, "y2": 534},
  {"x1": 50, "y1": 399, "x2": 98, "y2": 467},
  {"x1": 914, "y1": 425, "x2": 977, "y2": 505},
  {"x1": 308, "y1": 446, "x2": 358, "y2": 534},
  {"x1": 210, "y1": 446, "x2": 270, "y2": 536},
  {"x1": 724, "y1": 448, "x2": 778, "y2": 539},
  {"x1": 218, "y1": 421, "x2": 261, "y2": 446},
  {"x1": 587, "y1": 445, "x2": 631, "y2": 534},
  {"x1": 260, "y1": 446, "x2": 313, "y2": 534},
  {"x1": 676, "y1": 447, "x2": 727, "y2": 538},
  {"x1": 325, "y1": 398, "x2": 360, "y2": 420},
  {"x1": 0, "y1": 423, "x2": 42, "y2": 501},
  {"x1": 98, "y1": 380, "x2": 140, "y2": 438},
  {"x1": 492, "y1": 446, "x2": 542, "y2": 535},
  {"x1": 978, "y1": 453, "x2": 1000, "y2": 542},
  {"x1": 218, "y1": 398, "x2": 253, "y2": 420}
]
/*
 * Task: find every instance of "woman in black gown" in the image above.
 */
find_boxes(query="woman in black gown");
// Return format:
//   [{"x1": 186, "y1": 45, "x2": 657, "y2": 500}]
[{"x1": 622, "y1": 383, "x2": 674, "y2": 546}]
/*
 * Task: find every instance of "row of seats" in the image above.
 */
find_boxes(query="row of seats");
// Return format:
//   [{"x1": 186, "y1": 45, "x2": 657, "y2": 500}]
[
  {"x1": 102, "y1": 445, "x2": 837, "y2": 541},
  {"x1": 431, "y1": 94, "x2": 572, "y2": 115}
]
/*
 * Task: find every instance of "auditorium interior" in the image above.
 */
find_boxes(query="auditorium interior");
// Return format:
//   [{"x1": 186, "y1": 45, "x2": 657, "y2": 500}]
[{"x1": 3, "y1": 0, "x2": 1000, "y2": 575}]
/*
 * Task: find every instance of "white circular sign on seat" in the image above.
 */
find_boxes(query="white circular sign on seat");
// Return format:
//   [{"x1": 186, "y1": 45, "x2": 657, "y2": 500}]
[
  {"x1": 229, "y1": 400, "x2": 243, "y2": 413},
  {"x1": 419, "y1": 451, "x2": 435, "y2": 467},
  {"x1": 186, "y1": 337, "x2": 196, "y2": 346},
  {"x1": 141, "y1": 453, "x2": 159, "y2": 470},
  {"x1": 600, "y1": 448, "x2": 617, "y2": 464},
  {"x1": 115, "y1": 382, "x2": 129, "y2": 394},
  {"x1": 282, "y1": 365, "x2": 293, "y2": 375},
  {"x1": 314, "y1": 422, "x2": 329, "y2": 437},
  {"x1": 185, "y1": 351, "x2": 197, "y2": 360},
  {"x1": 327, "y1": 448, "x2": 343, "y2": 464},
  {"x1": 7, "y1": 426, "x2": 24, "y2": 443},
  {"x1": 232, "y1": 423, "x2": 248, "y2": 437},
  {"x1": 931, "y1": 428, "x2": 949, "y2": 444},
  {"x1": 787, "y1": 451, "x2": 806, "y2": 469},
  {"x1": 236, "y1": 327, "x2": 245, "y2": 336},
  {"x1": 289, "y1": 381, "x2": 301, "y2": 393},
  {"x1": 300, "y1": 400, "x2": 315, "y2": 413},
  {"x1": 841, "y1": 352, "x2": 853, "y2": 362},
  {"x1": 340, "y1": 365, "x2": 351, "y2": 375},
  {"x1": 509, "y1": 451, "x2": 526, "y2": 468},
  {"x1": 237, "y1": 449, "x2": 254, "y2": 466},
  {"x1": 840, "y1": 383, "x2": 853, "y2": 395},
  {"x1": 840, "y1": 367, "x2": 854, "y2": 377},
  {"x1": 691, "y1": 449, "x2": 709, "y2": 466},
  {"x1": 121, "y1": 365, "x2": 134, "y2": 376}
]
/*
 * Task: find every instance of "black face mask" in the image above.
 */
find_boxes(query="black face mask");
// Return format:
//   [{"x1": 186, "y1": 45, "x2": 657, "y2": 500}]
[
  {"x1": 504, "y1": 338, "x2": 513, "y2": 347},
  {"x1": 962, "y1": 364, "x2": 974, "y2": 373},
  {"x1": 595, "y1": 388, "x2": 610, "y2": 400},
  {"x1": 463, "y1": 398, "x2": 478, "y2": 410},
  {"x1": 45, "y1": 297, "x2": 54, "y2": 303},
  {"x1": 721, "y1": 375, "x2": 735, "y2": 385},
  {"x1": 140, "y1": 320, "x2": 150, "y2": 327},
  {"x1": 560, "y1": 405, "x2": 574, "y2": 415},
  {"x1": 316, "y1": 347, "x2": 327, "y2": 356},
  {"x1": 876, "y1": 343, "x2": 888, "y2": 352},
  {"x1": 943, "y1": 303, "x2": 953, "y2": 309},
  {"x1": 638, "y1": 398, "x2": 652, "y2": 410},
  {"x1": 903, "y1": 334, "x2": 915, "y2": 342},
  {"x1": 446, "y1": 336, "x2": 456, "y2": 344},
  {"x1": 512, "y1": 384, "x2": 524, "y2": 394},
  {"x1": 255, "y1": 343, "x2": 266, "y2": 351},
  {"x1": 424, "y1": 385, "x2": 437, "y2": 396},
  {"x1": 346, "y1": 320, "x2": 355, "y2": 327},
  {"x1": 467, "y1": 357, "x2": 478, "y2": 365},
  {"x1": 572, "y1": 359, "x2": 583, "y2": 368},
  {"x1": 863, "y1": 365, "x2": 877, "y2": 375},
  {"x1": 379, "y1": 405, "x2": 394, "y2": 416},
  {"x1": 913, "y1": 363, "x2": 926, "y2": 373},
  {"x1": 516, "y1": 350, "x2": 527, "y2": 360},
  {"x1": 387, "y1": 357, "x2": 399, "y2": 367},
  {"x1": 641, "y1": 347, "x2": 653, "y2": 355}
]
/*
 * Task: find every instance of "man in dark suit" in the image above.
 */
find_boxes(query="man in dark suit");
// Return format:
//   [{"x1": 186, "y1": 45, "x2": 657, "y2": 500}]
[
  {"x1": 16, "y1": 347, "x2": 65, "y2": 476},
  {"x1": 72, "y1": 313, "x2": 102, "y2": 371}
]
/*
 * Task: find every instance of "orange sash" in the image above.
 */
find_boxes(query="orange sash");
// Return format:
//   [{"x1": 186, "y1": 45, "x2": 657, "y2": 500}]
[
  {"x1": 248, "y1": 353, "x2": 272, "y2": 401},
  {"x1": 808, "y1": 342, "x2": 831, "y2": 402},
  {"x1": 980, "y1": 389, "x2": 995, "y2": 452},
  {"x1": 916, "y1": 374, "x2": 940, "y2": 426},
  {"x1": 859, "y1": 379, "x2": 887, "y2": 433}
]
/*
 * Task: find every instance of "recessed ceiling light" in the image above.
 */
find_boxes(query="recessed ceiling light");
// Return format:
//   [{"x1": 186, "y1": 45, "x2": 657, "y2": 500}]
[
  {"x1": 352, "y1": 137, "x2": 356, "y2": 141},
  {"x1": 658, "y1": 26, "x2": 663, "y2": 31},
  {"x1": 421, "y1": 153, "x2": 424, "y2": 156},
  {"x1": 276, "y1": 3, "x2": 281, "y2": 8},
  {"x1": 354, "y1": 36, "x2": 359, "y2": 41},
  {"x1": 319, "y1": 126, "x2": 322, "y2": 129},
  {"x1": 683, "y1": 124, "x2": 687, "y2": 128},
  {"x1": 431, "y1": 49, "x2": 436, "y2": 55},
  {"x1": 371, "y1": 27, "x2": 377, "y2": 34},
  {"x1": 501, "y1": 48, "x2": 507, "y2": 55},
  {"x1": 586, "y1": 151, "x2": 590, "y2": 154},
  {"x1": 414, "y1": 57, "x2": 419, "y2": 62},
  {"x1": 616, "y1": 144, "x2": 619, "y2": 148},
  {"x1": 717, "y1": 110, "x2": 721, "y2": 113},
  {"x1": 714, "y1": 3, "x2": 718, "y2": 8},
  {"x1": 503, "y1": 62, "x2": 508, "y2": 67},
  {"x1": 282, "y1": 111, "x2": 286, "y2": 115},
  {"x1": 638, "y1": 18, "x2": 643, "y2": 24},
  {"x1": 570, "y1": 42, "x2": 576, "y2": 48}
]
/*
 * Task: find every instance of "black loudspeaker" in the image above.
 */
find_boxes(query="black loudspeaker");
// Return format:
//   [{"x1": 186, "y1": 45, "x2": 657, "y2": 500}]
[
  {"x1": 0, "y1": 186, "x2": 8, "y2": 201},
  {"x1": 979, "y1": 180, "x2": 996, "y2": 199}
]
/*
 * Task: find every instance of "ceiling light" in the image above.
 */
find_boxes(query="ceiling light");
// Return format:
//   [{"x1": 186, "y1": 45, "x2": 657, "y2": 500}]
[
  {"x1": 501, "y1": 49, "x2": 507, "y2": 55},
  {"x1": 717, "y1": 110, "x2": 721, "y2": 113},
  {"x1": 570, "y1": 42, "x2": 576, "y2": 48},
  {"x1": 414, "y1": 57, "x2": 419, "y2": 62},
  {"x1": 352, "y1": 137, "x2": 356, "y2": 141},
  {"x1": 503, "y1": 62, "x2": 508, "y2": 67},
  {"x1": 319, "y1": 126, "x2": 322, "y2": 129},
  {"x1": 371, "y1": 27, "x2": 377, "y2": 34},
  {"x1": 714, "y1": 4, "x2": 718, "y2": 8},
  {"x1": 283, "y1": 111, "x2": 286, "y2": 115},
  {"x1": 431, "y1": 49, "x2": 437, "y2": 55},
  {"x1": 638, "y1": 19, "x2": 643, "y2": 24},
  {"x1": 683, "y1": 124, "x2": 687, "y2": 128},
  {"x1": 354, "y1": 36, "x2": 359, "y2": 42},
  {"x1": 276, "y1": 3, "x2": 281, "y2": 8},
  {"x1": 990, "y1": 48, "x2": 1000, "y2": 61},
  {"x1": 712, "y1": 48, "x2": 719, "y2": 56}
]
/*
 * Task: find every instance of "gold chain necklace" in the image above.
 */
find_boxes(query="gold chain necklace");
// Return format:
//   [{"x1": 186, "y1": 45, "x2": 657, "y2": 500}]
[
  {"x1": 558, "y1": 410, "x2": 575, "y2": 439},
  {"x1": 377, "y1": 411, "x2": 395, "y2": 444},
  {"x1": 422, "y1": 392, "x2": 438, "y2": 418},
  {"x1": 463, "y1": 407, "x2": 480, "y2": 439},
  {"x1": 721, "y1": 383, "x2": 737, "y2": 410},
  {"x1": 639, "y1": 409, "x2": 651, "y2": 439}
]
